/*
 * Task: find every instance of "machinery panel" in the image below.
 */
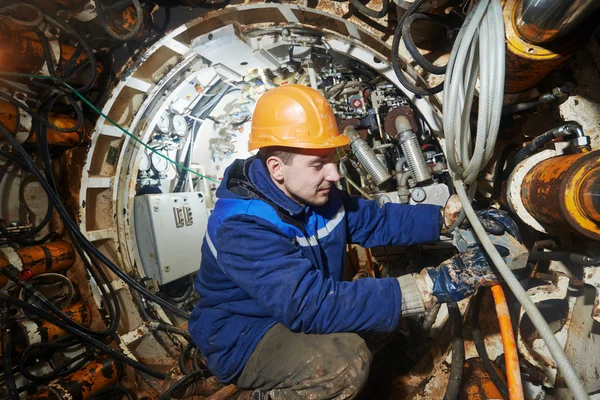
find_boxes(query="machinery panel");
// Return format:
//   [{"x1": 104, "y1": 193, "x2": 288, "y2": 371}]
[{"x1": 134, "y1": 192, "x2": 207, "y2": 285}]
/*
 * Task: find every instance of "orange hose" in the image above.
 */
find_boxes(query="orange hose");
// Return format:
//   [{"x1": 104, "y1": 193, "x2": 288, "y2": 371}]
[{"x1": 491, "y1": 285, "x2": 524, "y2": 400}]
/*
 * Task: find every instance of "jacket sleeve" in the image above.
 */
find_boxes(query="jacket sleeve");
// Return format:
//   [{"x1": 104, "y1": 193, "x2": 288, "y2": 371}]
[
  {"x1": 341, "y1": 191, "x2": 442, "y2": 247},
  {"x1": 216, "y1": 214, "x2": 403, "y2": 334}
]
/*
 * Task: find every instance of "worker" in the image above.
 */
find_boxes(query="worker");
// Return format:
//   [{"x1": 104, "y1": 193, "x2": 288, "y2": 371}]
[{"x1": 189, "y1": 84, "x2": 520, "y2": 399}]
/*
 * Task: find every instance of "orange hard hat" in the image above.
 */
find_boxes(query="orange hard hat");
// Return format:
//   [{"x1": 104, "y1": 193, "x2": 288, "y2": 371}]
[{"x1": 248, "y1": 84, "x2": 350, "y2": 151}]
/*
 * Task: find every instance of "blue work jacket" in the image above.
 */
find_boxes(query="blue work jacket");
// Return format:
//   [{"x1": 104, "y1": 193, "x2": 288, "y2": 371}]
[{"x1": 189, "y1": 157, "x2": 441, "y2": 382}]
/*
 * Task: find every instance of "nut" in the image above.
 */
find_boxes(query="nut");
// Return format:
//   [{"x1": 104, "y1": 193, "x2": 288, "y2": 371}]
[{"x1": 570, "y1": 136, "x2": 591, "y2": 148}]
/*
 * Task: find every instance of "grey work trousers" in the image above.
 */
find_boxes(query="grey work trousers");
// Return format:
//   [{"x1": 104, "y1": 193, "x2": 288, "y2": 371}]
[{"x1": 236, "y1": 323, "x2": 373, "y2": 400}]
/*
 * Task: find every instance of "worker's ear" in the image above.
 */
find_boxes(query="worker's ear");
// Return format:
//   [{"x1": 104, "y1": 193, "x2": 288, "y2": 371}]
[{"x1": 266, "y1": 156, "x2": 285, "y2": 182}]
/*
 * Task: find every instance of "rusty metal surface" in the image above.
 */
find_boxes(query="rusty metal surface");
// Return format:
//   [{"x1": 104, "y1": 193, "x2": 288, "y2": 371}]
[
  {"x1": 39, "y1": 302, "x2": 92, "y2": 342},
  {"x1": 460, "y1": 358, "x2": 504, "y2": 400},
  {"x1": 521, "y1": 151, "x2": 600, "y2": 240},
  {"x1": 0, "y1": 240, "x2": 75, "y2": 286},
  {"x1": 46, "y1": 356, "x2": 120, "y2": 400}
]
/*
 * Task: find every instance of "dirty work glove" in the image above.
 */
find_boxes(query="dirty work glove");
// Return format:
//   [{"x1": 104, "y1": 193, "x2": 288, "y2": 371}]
[
  {"x1": 467, "y1": 209, "x2": 522, "y2": 242},
  {"x1": 414, "y1": 209, "x2": 523, "y2": 305},
  {"x1": 415, "y1": 244, "x2": 500, "y2": 304}
]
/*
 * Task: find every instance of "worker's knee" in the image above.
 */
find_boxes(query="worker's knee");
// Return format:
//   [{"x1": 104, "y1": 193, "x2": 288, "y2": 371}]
[
  {"x1": 333, "y1": 339, "x2": 372, "y2": 399},
  {"x1": 286, "y1": 335, "x2": 373, "y2": 400}
]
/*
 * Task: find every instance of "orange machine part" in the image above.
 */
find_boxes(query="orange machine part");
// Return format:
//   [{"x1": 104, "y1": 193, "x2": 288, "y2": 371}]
[
  {"x1": 521, "y1": 151, "x2": 600, "y2": 240},
  {"x1": 0, "y1": 19, "x2": 102, "y2": 79},
  {"x1": 39, "y1": 302, "x2": 92, "y2": 342},
  {"x1": 28, "y1": 356, "x2": 120, "y2": 400},
  {"x1": 0, "y1": 101, "x2": 86, "y2": 147},
  {"x1": 0, "y1": 240, "x2": 76, "y2": 286}
]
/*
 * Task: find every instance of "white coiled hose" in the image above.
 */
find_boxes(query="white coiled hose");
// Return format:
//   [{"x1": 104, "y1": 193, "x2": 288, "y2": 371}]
[{"x1": 442, "y1": 0, "x2": 589, "y2": 398}]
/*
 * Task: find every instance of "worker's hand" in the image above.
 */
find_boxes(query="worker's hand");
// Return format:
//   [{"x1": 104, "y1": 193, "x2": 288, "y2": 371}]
[
  {"x1": 416, "y1": 244, "x2": 500, "y2": 304},
  {"x1": 441, "y1": 194, "x2": 462, "y2": 234},
  {"x1": 466, "y1": 209, "x2": 522, "y2": 242},
  {"x1": 415, "y1": 209, "x2": 522, "y2": 305}
]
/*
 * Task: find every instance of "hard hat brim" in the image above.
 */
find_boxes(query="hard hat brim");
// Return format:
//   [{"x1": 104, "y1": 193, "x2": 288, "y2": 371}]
[{"x1": 248, "y1": 132, "x2": 350, "y2": 151}]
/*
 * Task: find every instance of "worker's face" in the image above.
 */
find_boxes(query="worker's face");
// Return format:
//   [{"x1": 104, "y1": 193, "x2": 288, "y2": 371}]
[{"x1": 269, "y1": 148, "x2": 340, "y2": 207}]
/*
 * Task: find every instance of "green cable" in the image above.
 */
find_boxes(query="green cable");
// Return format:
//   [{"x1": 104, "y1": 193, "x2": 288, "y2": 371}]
[{"x1": 0, "y1": 71, "x2": 221, "y2": 184}]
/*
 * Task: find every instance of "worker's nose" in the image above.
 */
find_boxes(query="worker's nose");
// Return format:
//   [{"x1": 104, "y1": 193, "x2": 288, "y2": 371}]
[{"x1": 324, "y1": 163, "x2": 340, "y2": 183}]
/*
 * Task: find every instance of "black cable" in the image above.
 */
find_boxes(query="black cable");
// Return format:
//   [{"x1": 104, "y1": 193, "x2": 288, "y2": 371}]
[
  {"x1": 43, "y1": 13, "x2": 98, "y2": 93},
  {"x1": 392, "y1": 0, "x2": 444, "y2": 96},
  {"x1": 32, "y1": 105, "x2": 123, "y2": 336},
  {"x1": 528, "y1": 250, "x2": 600, "y2": 266},
  {"x1": 32, "y1": 26, "x2": 58, "y2": 79},
  {"x1": 0, "y1": 122, "x2": 189, "y2": 320},
  {"x1": 152, "y1": 322, "x2": 193, "y2": 340},
  {"x1": 94, "y1": 0, "x2": 144, "y2": 41},
  {"x1": 1, "y1": 301, "x2": 19, "y2": 400},
  {"x1": 178, "y1": 343, "x2": 196, "y2": 375},
  {"x1": 443, "y1": 301, "x2": 464, "y2": 400},
  {"x1": 349, "y1": 0, "x2": 389, "y2": 19},
  {"x1": 471, "y1": 290, "x2": 509, "y2": 399},
  {"x1": 402, "y1": 13, "x2": 450, "y2": 75},
  {"x1": 0, "y1": 91, "x2": 83, "y2": 133},
  {"x1": 0, "y1": 292, "x2": 168, "y2": 379},
  {"x1": 491, "y1": 143, "x2": 519, "y2": 199},
  {"x1": 19, "y1": 337, "x2": 92, "y2": 382},
  {"x1": 157, "y1": 369, "x2": 212, "y2": 400},
  {"x1": 0, "y1": 129, "x2": 54, "y2": 246},
  {"x1": 505, "y1": 122, "x2": 583, "y2": 177}
]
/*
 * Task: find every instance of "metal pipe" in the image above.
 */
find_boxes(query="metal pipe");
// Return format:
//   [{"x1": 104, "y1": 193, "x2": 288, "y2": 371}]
[
  {"x1": 514, "y1": 0, "x2": 600, "y2": 44},
  {"x1": 343, "y1": 126, "x2": 391, "y2": 186},
  {"x1": 395, "y1": 116, "x2": 431, "y2": 184}
]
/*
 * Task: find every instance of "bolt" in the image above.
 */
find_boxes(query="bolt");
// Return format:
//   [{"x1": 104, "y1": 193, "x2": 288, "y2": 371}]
[{"x1": 165, "y1": 265, "x2": 171, "y2": 272}]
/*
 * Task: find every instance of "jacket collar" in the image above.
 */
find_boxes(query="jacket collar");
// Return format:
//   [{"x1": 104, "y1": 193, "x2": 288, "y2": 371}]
[{"x1": 248, "y1": 157, "x2": 306, "y2": 216}]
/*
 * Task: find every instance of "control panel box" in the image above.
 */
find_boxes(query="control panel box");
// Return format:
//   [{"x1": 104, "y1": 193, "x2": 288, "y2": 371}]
[{"x1": 134, "y1": 192, "x2": 208, "y2": 285}]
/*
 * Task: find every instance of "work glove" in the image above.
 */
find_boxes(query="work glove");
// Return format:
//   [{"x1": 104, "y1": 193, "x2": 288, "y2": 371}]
[{"x1": 414, "y1": 209, "x2": 523, "y2": 306}]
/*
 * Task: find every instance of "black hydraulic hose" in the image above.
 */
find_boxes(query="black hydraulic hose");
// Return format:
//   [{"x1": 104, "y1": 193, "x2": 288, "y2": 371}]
[
  {"x1": 402, "y1": 13, "x2": 449, "y2": 75},
  {"x1": 491, "y1": 143, "x2": 519, "y2": 199},
  {"x1": 19, "y1": 337, "x2": 92, "y2": 382},
  {"x1": 528, "y1": 251, "x2": 600, "y2": 266},
  {"x1": 179, "y1": 343, "x2": 197, "y2": 375},
  {"x1": 43, "y1": 14, "x2": 98, "y2": 93},
  {"x1": 94, "y1": 0, "x2": 144, "y2": 41},
  {"x1": 0, "y1": 292, "x2": 168, "y2": 379},
  {"x1": 510, "y1": 122, "x2": 583, "y2": 171},
  {"x1": 443, "y1": 301, "x2": 465, "y2": 400},
  {"x1": 157, "y1": 369, "x2": 212, "y2": 400},
  {"x1": 0, "y1": 91, "x2": 83, "y2": 133},
  {"x1": 471, "y1": 290, "x2": 509, "y2": 400},
  {"x1": 349, "y1": 0, "x2": 390, "y2": 19},
  {"x1": 392, "y1": 0, "x2": 444, "y2": 96},
  {"x1": 0, "y1": 122, "x2": 190, "y2": 319},
  {"x1": 501, "y1": 83, "x2": 572, "y2": 117},
  {"x1": 151, "y1": 321, "x2": 193, "y2": 340},
  {"x1": 1, "y1": 301, "x2": 19, "y2": 400},
  {"x1": 33, "y1": 102, "x2": 123, "y2": 336}
]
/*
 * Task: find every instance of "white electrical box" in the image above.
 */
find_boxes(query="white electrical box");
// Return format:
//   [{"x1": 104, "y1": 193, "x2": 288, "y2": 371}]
[{"x1": 134, "y1": 192, "x2": 208, "y2": 285}]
